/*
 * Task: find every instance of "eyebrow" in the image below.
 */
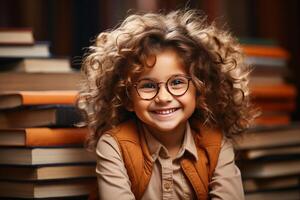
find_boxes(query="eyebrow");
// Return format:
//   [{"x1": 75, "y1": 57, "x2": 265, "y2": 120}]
[{"x1": 137, "y1": 73, "x2": 188, "y2": 81}]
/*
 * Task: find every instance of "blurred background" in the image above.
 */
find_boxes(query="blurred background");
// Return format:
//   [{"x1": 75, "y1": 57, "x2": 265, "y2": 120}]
[
  {"x1": 0, "y1": 0, "x2": 299, "y2": 119},
  {"x1": 0, "y1": 0, "x2": 299, "y2": 199}
]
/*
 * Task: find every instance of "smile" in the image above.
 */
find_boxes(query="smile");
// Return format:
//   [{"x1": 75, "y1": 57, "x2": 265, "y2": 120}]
[{"x1": 152, "y1": 108, "x2": 178, "y2": 115}]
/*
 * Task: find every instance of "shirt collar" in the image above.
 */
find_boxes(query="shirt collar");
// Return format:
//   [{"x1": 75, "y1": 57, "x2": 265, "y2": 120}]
[{"x1": 140, "y1": 122, "x2": 198, "y2": 161}]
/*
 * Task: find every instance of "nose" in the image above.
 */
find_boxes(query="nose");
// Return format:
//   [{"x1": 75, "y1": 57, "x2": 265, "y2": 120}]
[{"x1": 154, "y1": 84, "x2": 173, "y2": 103}]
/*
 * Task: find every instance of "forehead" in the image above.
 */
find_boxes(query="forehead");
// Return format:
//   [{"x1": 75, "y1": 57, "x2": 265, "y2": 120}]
[{"x1": 138, "y1": 48, "x2": 187, "y2": 80}]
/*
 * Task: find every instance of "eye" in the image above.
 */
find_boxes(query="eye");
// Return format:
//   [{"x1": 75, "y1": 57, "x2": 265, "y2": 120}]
[
  {"x1": 136, "y1": 80, "x2": 157, "y2": 92},
  {"x1": 169, "y1": 76, "x2": 188, "y2": 89},
  {"x1": 171, "y1": 79, "x2": 185, "y2": 85},
  {"x1": 139, "y1": 82, "x2": 156, "y2": 89}
]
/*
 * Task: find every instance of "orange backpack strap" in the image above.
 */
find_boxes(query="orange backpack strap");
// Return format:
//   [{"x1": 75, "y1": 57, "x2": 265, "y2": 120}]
[
  {"x1": 110, "y1": 120, "x2": 153, "y2": 200},
  {"x1": 181, "y1": 123, "x2": 223, "y2": 199}
]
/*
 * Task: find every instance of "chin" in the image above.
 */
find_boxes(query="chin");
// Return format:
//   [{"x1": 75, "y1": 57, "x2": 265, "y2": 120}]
[{"x1": 148, "y1": 121, "x2": 184, "y2": 134}]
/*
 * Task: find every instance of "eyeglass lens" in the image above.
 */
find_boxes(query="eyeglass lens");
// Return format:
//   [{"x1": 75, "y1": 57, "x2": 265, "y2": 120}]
[{"x1": 135, "y1": 75, "x2": 190, "y2": 100}]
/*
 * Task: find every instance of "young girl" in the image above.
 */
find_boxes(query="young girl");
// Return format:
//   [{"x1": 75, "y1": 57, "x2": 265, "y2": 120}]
[{"x1": 78, "y1": 9, "x2": 255, "y2": 200}]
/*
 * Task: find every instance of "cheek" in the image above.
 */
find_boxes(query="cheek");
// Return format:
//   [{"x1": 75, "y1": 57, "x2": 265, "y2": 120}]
[{"x1": 183, "y1": 87, "x2": 197, "y2": 111}]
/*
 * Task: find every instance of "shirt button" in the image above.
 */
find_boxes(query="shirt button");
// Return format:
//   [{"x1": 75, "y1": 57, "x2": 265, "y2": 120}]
[{"x1": 164, "y1": 182, "x2": 171, "y2": 190}]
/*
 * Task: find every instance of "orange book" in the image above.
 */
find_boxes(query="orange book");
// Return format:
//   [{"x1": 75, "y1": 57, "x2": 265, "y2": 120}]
[
  {"x1": 250, "y1": 84, "x2": 297, "y2": 99},
  {"x1": 242, "y1": 44, "x2": 290, "y2": 59},
  {"x1": 0, "y1": 127, "x2": 87, "y2": 147},
  {"x1": 0, "y1": 91, "x2": 78, "y2": 109},
  {"x1": 254, "y1": 100, "x2": 296, "y2": 112},
  {"x1": 254, "y1": 114, "x2": 291, "y2": 126}
]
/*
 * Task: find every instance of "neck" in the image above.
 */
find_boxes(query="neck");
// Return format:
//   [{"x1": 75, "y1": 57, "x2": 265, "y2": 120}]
[{"x1": 145, "y1": 123, "x2": 186, "y2": 158}]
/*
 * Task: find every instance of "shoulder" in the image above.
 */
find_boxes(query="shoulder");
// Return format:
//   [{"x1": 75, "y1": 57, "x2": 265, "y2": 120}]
[
  {"x1": 106, "y1": 120, "x2": 140, "y2": 144},
  {"x1": 96, "y1": 133, "x2": 122, "y2": 159}
]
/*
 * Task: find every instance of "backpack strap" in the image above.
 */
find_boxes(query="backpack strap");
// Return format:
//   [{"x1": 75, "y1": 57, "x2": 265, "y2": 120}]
[{"x1": 110, "y1": 120, "x2": 153, "y2": 200}]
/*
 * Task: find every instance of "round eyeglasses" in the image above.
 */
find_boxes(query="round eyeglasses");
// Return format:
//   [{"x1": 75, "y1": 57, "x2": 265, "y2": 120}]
[{"x1": 133, "y1": 74, "x2": 192, "y2": 100}]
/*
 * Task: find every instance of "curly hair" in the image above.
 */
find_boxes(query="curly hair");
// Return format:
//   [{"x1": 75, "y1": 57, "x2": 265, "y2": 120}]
[{"x1": 77, "y1": 9, "x2": 257, "y2": 151}]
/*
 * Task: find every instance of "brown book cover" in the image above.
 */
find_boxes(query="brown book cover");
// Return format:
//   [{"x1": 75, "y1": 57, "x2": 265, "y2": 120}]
[
  {"x1": 254, "y1": 100, "x2": 296, "y2": 112},
  {"x1": 0, "y1": 127, "x2": 87, "y2": 147},
  {"x1": 235, "y1": 123, "x2": 300, "y2": 150},
  {"x1": 0, "y1": 57, "x2": 72, "y2": 73},
  {"x1": 0, "y1": 178, "x2": 95, "y2": 198},
  {"x1": 0, "y1": 91, "x2": 78, "y2": 109},
  {"x1": 0, "y1": 164, "x2": 95, "y2": 181},
  {"x1": 0, "y1": 72, "x2": 81, "y2": 91},
  {"x1": 239, "y1": 159, "x2": 300, "y2": 179},
  {"x1": 250, "y1": 84, "x2": 297, "y2": 100},
  {"x1": 0, "y1": 28, "x2": 34, "y2": 46},
  {"x1": 0, "y1": 147, "x2": 95, "y2": 165},
  {"x1": 243, "y1": 176, "x2": 299, "y2": 193},
  {"x1": 240, "y1": 145, "x2": 300, "y2": 160},
  {"x1": 0, "y1": 105, "x2": 82, "y2": 128}
]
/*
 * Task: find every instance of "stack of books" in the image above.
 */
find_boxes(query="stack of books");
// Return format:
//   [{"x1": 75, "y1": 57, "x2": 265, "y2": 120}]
[
  {"x1": 0, "y1": 28, "x2": 81, "y2": 91},
  {"x1": 242, "y1": 43, "x2": 297, "y2": 126},
  {"x1": 236, "y1": 42, "x2": 300, "y2": 200},
  {"x1": 0, "y1": 28, "x2": 95, "y2": 199}
]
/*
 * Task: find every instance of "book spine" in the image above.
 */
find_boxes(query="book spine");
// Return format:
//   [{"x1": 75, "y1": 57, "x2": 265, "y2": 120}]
[
  {"x1": 25, "y1": 128, "x2": 87, "y2": 147},
  {"x1": 54, "y1": 106, "x2": 82, "y2": 127}
]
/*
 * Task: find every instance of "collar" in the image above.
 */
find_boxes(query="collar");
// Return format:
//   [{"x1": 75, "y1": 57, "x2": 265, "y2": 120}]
[{"x1": 140, "y1": 122, "x2": 198, "y2": 161}]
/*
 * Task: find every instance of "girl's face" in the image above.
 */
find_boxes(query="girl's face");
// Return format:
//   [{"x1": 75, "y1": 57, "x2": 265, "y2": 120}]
[{"x1": 129, "y1": 48, "x2": 196, "y2": 135}]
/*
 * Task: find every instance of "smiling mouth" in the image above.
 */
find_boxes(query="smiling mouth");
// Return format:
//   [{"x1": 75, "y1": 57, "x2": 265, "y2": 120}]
[{"x1": 152, "y1": 108, "x2": 179, "y2": 115}]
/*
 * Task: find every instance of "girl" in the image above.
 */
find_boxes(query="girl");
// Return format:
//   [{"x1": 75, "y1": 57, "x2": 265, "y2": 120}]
[{"x1": 78, "y1": 9, "x2": 255, "y2": 200}]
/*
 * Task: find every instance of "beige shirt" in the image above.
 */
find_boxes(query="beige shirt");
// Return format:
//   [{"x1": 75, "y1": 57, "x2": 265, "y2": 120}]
[{"x1": 96, "y1": 122, "x2": 245, "y2": 200}]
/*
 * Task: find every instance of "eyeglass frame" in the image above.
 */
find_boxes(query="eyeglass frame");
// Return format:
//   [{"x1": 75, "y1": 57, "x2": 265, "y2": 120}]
[{"x1": 132, "y1": 74, "x2": 192, "y2": 100}]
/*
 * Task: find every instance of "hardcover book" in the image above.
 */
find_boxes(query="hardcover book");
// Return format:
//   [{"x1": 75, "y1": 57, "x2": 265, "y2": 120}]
[
  {"x1": 0, "y1": 127, "x2": 87, "y2": 147},
  {"x1": 0, "y1": 91, "x2": 78, "y2": 109},
  {"x1": 0, "y1": 28, "x2": 34, "y2": 45},
  {"x1": 0, "y1": 105, "x2": 82, "y2": 128},
  {"x1": 0, "y1": 147, "x2": 95, "y2": 165},
  {"x1": 0, "y1": 164, "x2": 95, "y2": 181}
]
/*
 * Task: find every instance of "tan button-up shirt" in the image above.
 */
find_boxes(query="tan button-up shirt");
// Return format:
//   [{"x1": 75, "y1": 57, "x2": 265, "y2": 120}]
[{"x1": 96, "y1": 122, "x2": 245, "y2": 200}]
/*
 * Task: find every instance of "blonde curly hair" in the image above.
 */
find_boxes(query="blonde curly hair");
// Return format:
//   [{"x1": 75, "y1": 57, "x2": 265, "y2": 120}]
[{"x1": 77, "y1": 9, "x2": 256, "y2": 151}]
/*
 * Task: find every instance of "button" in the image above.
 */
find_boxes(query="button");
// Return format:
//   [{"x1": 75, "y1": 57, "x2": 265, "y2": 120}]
[{"x1": 164, "y1": 182, "x2": 171, "y2": 190}]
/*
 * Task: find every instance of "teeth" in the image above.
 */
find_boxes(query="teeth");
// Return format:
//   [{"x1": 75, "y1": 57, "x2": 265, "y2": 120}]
[{"x1": 154, "y1": 108, "x2": 177, "y2": 115}]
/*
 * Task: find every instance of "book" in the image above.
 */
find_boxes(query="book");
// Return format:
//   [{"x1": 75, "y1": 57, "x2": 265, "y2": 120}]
[
  {"x1": 0, "y1": 91, "x2": 78, "y2": 109},
  {"x1": 245, "y1": 56, "x2": 287, "y2": 68},
  {"x1": 250, "y1": 84, "x2": 297, "y2": 100},
  {"x1": 253, "y1": 113, "x2": 291, "y2": 126},
  {"x1": 240, "y1": 159, "x2": 300, "y2": 179},
  {"x1": 236, "y1": 123, "x2": 300, "y2": 150},
  {"x1": 0, "y1": 128, "x2": 87, "y2": 147},
  {"x1": 253, "y1": 100, "x2": 296, "y2": 112},
  {"x1": 0, "y1": 28, "x2": 34, "y2": 45},
  {"x1": 245, "y1": 188, "x2": 300, "y2": 200},
  {"x1": 242, "y1": 44, "x2": 290, "y2": 59},
  {"x1": 240, "y1": 145, "x2": 300, "y2": 160},
  {"x1": 0, "y1": 179, "x2": 95, "y2": 198},
  {"x1": 0, "y1": 147, "x2": 95, "y2": 165},
  {"x1": 0, "y1": 105, "x2": 82, "y2": 128},
  {"x1": 0, "y1": 57, "x2": 73, "y2": 73},
  {"x1": 0, "y1": 72, "x2": 81, "y2": 91},
  {"x1": 249, "y1": 76, "x2": 285, "y2": 86},
  {"x1": 0, "y1": 42, "x2": 50, "y2": 58},
  {"x1": 0, "y1": 164, "x2": 96, "y2": 180},
  {"x1": 243, "y1": 176, "x2": 299, "y2": 193}
]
